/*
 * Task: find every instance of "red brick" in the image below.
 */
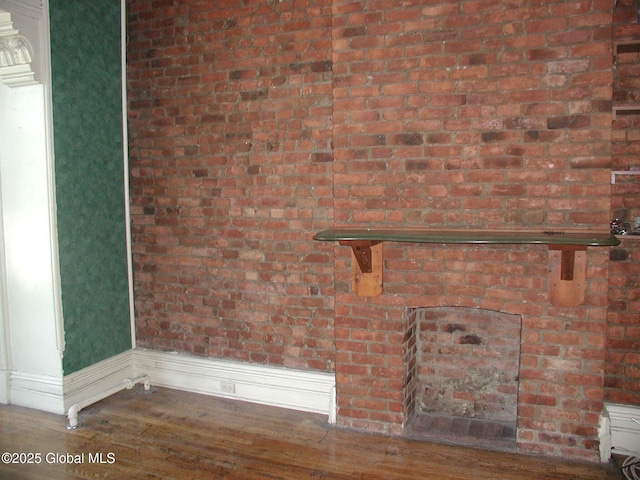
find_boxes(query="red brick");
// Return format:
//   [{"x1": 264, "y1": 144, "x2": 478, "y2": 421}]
[{"x1": 128, "y1": 0, "x2": 619, "y2": 463}]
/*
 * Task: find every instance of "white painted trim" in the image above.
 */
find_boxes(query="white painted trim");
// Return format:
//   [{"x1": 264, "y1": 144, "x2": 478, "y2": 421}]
[
  {"x1": 9, "y1": 369, "x2": 64, "y2": 414},
  {"x1": 133, "y1": 349, "x2": 336, "y2": 419},
  {"x1": 0, "y1": 368, "x2": 9, "y2": 404},
  {"x1": 63, "y1": 349, "x2": 135, "y2": 411},
  {"x1": 41, "y1": 0, "x2": 65, "y2": 358},
  {"x1": 120, "y1": 0, "x2": 135, "y2": 350},
  {"x1": 0, "y1": 110, "x2": 9, "y2": 406},
  {"x1": 605, "y1": 403, "x2": 640, "y2": 456},
  {"x1": 5, "y1": 348, "x2": 336, "y2": 425}
]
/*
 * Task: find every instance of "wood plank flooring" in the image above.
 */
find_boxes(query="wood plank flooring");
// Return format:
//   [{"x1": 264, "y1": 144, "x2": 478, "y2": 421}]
[{"x1": 0, "y1": 387, "x2": 624, "y2": 479}]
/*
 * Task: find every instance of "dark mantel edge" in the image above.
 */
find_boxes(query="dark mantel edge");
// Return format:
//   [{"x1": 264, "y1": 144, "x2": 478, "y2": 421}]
[{"x1": 313, "y1": 228, "x2": 620, "y2": 247}]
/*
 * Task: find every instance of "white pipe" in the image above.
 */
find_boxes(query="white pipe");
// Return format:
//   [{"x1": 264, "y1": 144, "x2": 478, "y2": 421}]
[
  {"x1": 66, "y1": 403, "x2": 81, "y2": 429},
  {"x1": 66, "y1": 374, "x2": 150, "y2": 429},
  {"x1": 124, "y1": 374, "x2": 150, "y2": 391}
]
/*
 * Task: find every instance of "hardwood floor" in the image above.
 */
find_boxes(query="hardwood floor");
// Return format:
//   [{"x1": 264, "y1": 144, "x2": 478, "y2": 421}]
[{"x1": 0, "y1": 387, "x2": 623, "y2": 479}]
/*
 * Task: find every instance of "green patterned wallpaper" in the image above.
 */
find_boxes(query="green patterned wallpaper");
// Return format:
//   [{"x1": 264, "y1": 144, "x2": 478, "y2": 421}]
[{"x1": 49, "y1": 0, "x2": 131, "y2": 374}]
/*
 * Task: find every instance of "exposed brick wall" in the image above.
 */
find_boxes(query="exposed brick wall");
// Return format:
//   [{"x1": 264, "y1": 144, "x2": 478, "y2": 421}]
[
  {"x1": 127, "y1": 0, "x2": 618, "y2": 462},
  {"x1": 611, "y1": 0, "x2": 640, "y2": 222},
  {"x1": 126, "y1": 0, "x2": 335, "y2": 371},
  {"x1": 606, "y1": 0, "x2": 640, "y2": 406},
  {"x1": 330, "y1": 0, "x2": 613, "y2": 462},
  {"x1": 332, "y1": 0, "x2": 613, "y2": 229},
  {"x1": 607, "y1": 239, "x2": 640, "y2": 404}
]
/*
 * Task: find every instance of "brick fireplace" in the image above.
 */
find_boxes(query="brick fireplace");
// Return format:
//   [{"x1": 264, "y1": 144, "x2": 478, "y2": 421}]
[
  {"x1": 326, "y1": 0, "x2": 615, "y2": 463},
  {"x1": 332, "y1": 242, "x2": 610, "y2": 462},
  {"x1": 404, "y1": 307, "x2": 521, "y2": 452}
]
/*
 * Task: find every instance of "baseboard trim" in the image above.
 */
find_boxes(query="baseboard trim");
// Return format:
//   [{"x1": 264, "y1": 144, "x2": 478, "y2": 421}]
[
  {"x1": 0, "y1": 368, "x2": 9, "y2": 404},
  {"x1": 605, "y1": 403, "x2": 640, "y2": 456},
  {"x1": 9, "y1": 370, "x2": 64, "y2": 414},
  {"x1": 63, "y1": 349, "x2": 135, "y2": 412},
  {"x1": 133, "y1": 349, "x2": 336, "y2": 418},
  {"x1": 5, "y1": 348, "x2": 336, "y2": 423}
]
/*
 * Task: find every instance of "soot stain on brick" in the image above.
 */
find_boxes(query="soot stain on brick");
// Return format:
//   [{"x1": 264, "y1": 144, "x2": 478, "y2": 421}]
[
  {"x1": 458, "y1": 334, "x2": 482, "y2": 345},
  {"x1": 406, "y1": 160, "x2": 430, "y2": 170},
  {"x1": 507, "y1": 145, "x2": 525, "y2": 156},
  {"x1": 396, "y1": 133, "x2": 424, "y2": 145},
  {"x1": 343, "y1": 26, "x2": 366, "y2": 37},
  {"x1": 546, "y1": 115, "x2": 590, "y2": 129},
  {"x1": 481, "y1": 131, "x2": 508, "y2": 142},
  {"x1": 444, "y1": 323, "x2": 466, "y2": 333},
  {"x1": 229, "y1": 69, "x2": 255, "y2": 80},
  {"x1": 610, "y1": 248, "x2": 629, "y2": 261},
  {"x1": 240, "y1": 89, "x2": 268, "y2": 101},
  {"x1": 311, "y1": 61, "x2": 332, "y2": 73},
  {"x1": 312, "y1": 152, "x2": 333, "y2": 163}
]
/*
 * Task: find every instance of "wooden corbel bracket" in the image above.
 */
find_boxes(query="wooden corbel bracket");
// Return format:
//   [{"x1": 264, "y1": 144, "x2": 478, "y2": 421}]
[
  {"x1": 315, "y1": 228, "x2": 619, "y2": 305},
  {"x1": 548, "y1": 245, "x2": 587, "y2": 307},
  {"x1": 339, "y1": 240, "x2": 383, "y2": 297}
]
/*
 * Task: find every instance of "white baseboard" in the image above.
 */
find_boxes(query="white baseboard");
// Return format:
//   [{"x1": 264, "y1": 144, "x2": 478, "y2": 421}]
[
  {"x1": 3, "y1": 348, "x2": 336, "y2": 425},
  {"x1": 63, "y1": 349, "x2": 135, "y2": 411},
  {"x1": 133, "y1": 349, "x2": 336, "y2": 418},
  {"x1": 605, "y1": 403, "x2": 640, "y2": 457},
  {"x1": 0, "y1": 368, "x2": 8, "y2": 404},
  {"x1": 9, "y1": 370, "x2": 64, "y2": 414}
]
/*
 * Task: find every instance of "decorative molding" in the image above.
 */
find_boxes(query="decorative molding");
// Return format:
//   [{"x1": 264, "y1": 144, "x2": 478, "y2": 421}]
[
  {"x1": 133, "y1": 349, "x2": 336, "y2": 419},
  {"x1": 0, "y1": 9, "x2": 36, "y2": 87},
  {"x1": 0, "y1": 0, "x2": 43, "y2": 17}
]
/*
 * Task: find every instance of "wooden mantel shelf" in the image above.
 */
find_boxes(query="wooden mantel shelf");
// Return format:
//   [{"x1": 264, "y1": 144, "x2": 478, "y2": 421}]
[
  {"x1": 313, "y1": 228, "x2": 619, "y2": 246},
  {"x1": 313, "y1": 228, "x2": 620, "y2": 306}
]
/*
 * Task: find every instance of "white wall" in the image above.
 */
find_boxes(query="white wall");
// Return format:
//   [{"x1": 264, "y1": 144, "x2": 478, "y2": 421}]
[
  {"x1": 0, "y1": 172, "x2": 8, "y2": 404},
  {"x1": 0, "y1": 1, "x2": 64, "y2": 413}
]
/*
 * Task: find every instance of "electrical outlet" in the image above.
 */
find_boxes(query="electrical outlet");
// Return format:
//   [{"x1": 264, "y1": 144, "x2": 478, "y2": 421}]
[{"x1": 220, "y1": 381, "x2": 235, "y2": 394}]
